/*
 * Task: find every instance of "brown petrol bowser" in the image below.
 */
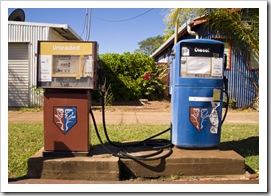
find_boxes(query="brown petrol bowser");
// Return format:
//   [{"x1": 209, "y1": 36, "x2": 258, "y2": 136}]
[{"x1": 37, "y1": 41, "x2": 98, "y2": 156}]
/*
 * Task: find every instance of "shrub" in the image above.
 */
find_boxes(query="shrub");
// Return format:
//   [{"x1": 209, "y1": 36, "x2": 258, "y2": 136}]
[{"x1": 99, "y1": 52, "x2": 167, "y2": 101}]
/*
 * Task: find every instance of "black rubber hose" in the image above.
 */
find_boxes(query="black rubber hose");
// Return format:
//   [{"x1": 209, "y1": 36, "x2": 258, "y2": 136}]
[
  {"x1": 221, "y1": 90, "x2": 229, "y2": 125},
  {"x1": 119, "y1": 147, "x2": 173, "y2": 161},
  {"x1": 89, "y1": 90, "x2": 172, "y2": 161},
  {"x1": 221, "y1": 76, "x2": 229, "y2": 125},
  {"x1": 90, "y1": 106, "x2": 173, "y2": 160},
  {"x1": 101, "y1": 91, "x2": 171, "y2": 150},
  {"x1": 89, "y1": 107, "x2": 126, "y2": 158}
]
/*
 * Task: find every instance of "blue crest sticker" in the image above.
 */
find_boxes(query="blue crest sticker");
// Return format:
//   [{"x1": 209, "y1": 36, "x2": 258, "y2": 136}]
[
  {"x1": 53, "y1": 107, "x2": 77, "y2": 134},
  {"x1": 189, "y1": 107, "x2": 209, "y2": 132}
]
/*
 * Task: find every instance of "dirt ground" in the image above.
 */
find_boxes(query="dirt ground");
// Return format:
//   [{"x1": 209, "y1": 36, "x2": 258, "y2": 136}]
[
  {"x1": 92, "y1": 100, "x2": 171, "y2": 112},
  {"x1": 92, "y1": 100, "x2": 258, "y2": 113}
]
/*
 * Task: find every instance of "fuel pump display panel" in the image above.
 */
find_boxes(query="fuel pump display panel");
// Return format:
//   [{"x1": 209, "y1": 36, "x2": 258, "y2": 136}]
[
  {"x1": 53, "y1": 55, "x2": 81, "y2": 76},
  {"x1": 52, "y1": 55, "x2": 93, "y2": 78},
  {"x1": 37, "y1": 41, "x2": 98, "y2": 89},
  {"x1": 180, "y1": 42, "x2": 224, "y2": 79}
]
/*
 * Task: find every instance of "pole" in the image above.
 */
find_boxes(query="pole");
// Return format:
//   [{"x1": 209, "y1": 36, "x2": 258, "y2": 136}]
[{"x1": 174, "y1": 19, "x2": 178, "y2": 45}]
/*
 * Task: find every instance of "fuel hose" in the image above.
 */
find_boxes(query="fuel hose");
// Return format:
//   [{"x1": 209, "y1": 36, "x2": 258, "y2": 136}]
[{"x1": 89, "y1": 91, "x2": 173, "y2": 161}]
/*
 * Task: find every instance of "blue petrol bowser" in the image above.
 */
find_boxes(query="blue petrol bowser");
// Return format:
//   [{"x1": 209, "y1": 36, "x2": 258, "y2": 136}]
[{"x1": 170, "y1": 39, "x2": 228, "y2": 148}]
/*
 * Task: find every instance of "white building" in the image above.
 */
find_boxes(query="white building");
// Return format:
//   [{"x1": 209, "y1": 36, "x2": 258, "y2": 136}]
[{"x1": 8, "y1": 21, "x2": 82, "y2": 107}]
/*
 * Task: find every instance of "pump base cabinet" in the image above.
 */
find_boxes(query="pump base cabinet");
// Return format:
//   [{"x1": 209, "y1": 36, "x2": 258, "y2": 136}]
[
  {"x1": 43, "y1": 92, "x2": 90, "y2": 152},
  {"x1": 37, "y1": 41, "x2": 98, "y2": 154},
  {"x1": 170, "y1": 39, "x2": 225, "y2": 148}
]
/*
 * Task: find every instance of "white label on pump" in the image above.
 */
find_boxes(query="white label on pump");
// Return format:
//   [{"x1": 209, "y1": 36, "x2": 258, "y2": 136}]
[
  {"x1": 209, "y1": 102, "x2": 220, "y2": 134},
  {"x1": 189, "y1": 97, "x2": 214, "y2": 102},
  {"x1": 211, "y1": 57, "x2": 223, "y2": 77},
  {"x1": 182, "y1": 47, "x2": 190, "y2": 56},
  {"x1": 83, "y1": 55, "x2": 93, "y2": 77},
  {"x1": 186, "y1": 57, "x2": 211, "y2": 75},
  {"x1": 39, "y1": 55, "x2": 52, "y2": 82}
]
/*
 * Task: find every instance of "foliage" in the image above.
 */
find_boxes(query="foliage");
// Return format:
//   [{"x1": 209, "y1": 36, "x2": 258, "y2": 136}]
[
  {"x1": 99, "y1": 52, "x2": 167, "y2": 101},
  {"x1": 8, "y1": 123, "x2": 259, "y2": 179},
  {"x1": 228, "y1": 99, "x2": 237, "y2": 109},
  {"x1": 162, "y1": 8, "x2": 199, "y2": 40},
  {"x1": 141, "y1": 64, "x2": 168, "y2": 100},
  {"x1": 163, "y1": 8, "x2": 258, "y2": 54},
  {"x1": 30, "y1": 85, "x2": 44, "y2": 107},
  {"x1": 135, "y1": 35, "x2": 165, "y2": 56},
  {"x1": 102, "y1": 83, "x2": 114, "y2": 106},
  {"x1": 204, "y1": 8, "x2": 259, "y2": 57}
]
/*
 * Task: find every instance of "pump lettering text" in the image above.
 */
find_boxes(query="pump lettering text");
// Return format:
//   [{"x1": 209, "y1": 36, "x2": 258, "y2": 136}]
[
  {"x1": 194, "y1": 47, "x2": 210, "y2": 53},
  {"x1": 53, "y1": 45, "x2": 80, "y2": 51}
]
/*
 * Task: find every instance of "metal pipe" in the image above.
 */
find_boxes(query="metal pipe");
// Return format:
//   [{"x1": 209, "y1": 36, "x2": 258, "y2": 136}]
[{"x1": 187, "y1": 19, "x2": 199, "y2": 39}]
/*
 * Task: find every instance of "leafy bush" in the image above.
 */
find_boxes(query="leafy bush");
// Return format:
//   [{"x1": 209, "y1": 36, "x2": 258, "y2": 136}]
[{"x1": 99, "y1": 52, "x2": 167, "y2": 101}]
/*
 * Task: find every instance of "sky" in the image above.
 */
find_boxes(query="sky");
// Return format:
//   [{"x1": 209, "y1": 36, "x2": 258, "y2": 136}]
[
  {"x1": 8, "y1": 8, "x2": 168, "y2": 54},
  {"x1": 6, "y1": 1, "x2": 270, "y2": 55}
]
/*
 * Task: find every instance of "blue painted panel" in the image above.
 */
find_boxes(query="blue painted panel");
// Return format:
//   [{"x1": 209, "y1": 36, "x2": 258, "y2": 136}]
[{"x1": 171, "y1": 86, "x2": 223, "y2": 147}]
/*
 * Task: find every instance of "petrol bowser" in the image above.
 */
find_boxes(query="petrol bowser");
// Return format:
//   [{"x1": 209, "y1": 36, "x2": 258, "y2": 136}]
[
  {"x1": 170, "y1": 39, "x2": 227, "y2": 148},
  {"x1": 37, "y1": 41, "x2": 173, "y2": 160},
  {"x1": 37, "y1": 41, "x2": 98, "y2": 155}
]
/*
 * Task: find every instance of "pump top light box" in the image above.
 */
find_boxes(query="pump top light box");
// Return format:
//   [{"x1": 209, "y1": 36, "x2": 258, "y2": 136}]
[{"x1": 37, "y1": 41, "x2": 98, "y2": 90}]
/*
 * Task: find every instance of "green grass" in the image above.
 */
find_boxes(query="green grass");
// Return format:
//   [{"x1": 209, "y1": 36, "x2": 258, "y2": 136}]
[
  {"x1": 8, "y1": 123, "x2": 44, "y2": 178},
  {"x1": 8, "y1": 123, "x2": 259, "y2": 179},
  {"x1": 221, "y1": 124, "x2": 259, "y2": 174}
]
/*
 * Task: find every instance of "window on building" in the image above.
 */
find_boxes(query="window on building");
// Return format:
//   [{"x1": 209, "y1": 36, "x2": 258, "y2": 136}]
[
  {"x1": 223, "y1": 41, "x2": 231, "y2": 70},
  {"x1": 212, "y1": 38, "x2": 232, "y2": 70},
  {"x1": 248, "y1": 49, "x2": 259, "y2": 70}
]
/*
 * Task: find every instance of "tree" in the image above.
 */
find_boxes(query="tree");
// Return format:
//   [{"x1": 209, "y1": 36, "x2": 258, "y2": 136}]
[
  {"x1": 163, "y1": 8, "x2": 199, "y2": 41},
  {"x1": 163, "y1": 8, "x2": 259, "y2": 55},
  {"x1": 163, "y1": 8, "x2": 259, "y2": 109},
  {"x1": 135, "y1": 35, "x2": 165, "y2": 56}
]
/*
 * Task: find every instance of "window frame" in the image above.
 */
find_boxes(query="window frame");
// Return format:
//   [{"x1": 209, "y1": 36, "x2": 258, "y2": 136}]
[
  {"x1": 212, "y1": 38, "x2": 232, "y2": 70},
  {"x1": 248, "y1": 49, "x2": 259, "y2": 71}
]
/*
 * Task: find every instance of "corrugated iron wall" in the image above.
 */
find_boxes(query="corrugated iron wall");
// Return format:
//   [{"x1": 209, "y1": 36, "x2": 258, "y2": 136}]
[
  {"x1": 196, "y1": 25, "x2": 258, "y2": 108},
  {"x1": 224, "y1": 47, "x2": 258, "y2": 108},
  {"x1": 8, "y1": 23, "x2": 72, "y2": 106},
  {"x1": 154, "y1": 24, "x2": 258, "y2": 108},
  {"x1": 9, "y1": 23, "x2": 49, "y2": 106}
]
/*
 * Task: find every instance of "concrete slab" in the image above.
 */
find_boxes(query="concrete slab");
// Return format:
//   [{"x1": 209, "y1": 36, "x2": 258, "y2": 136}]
[
  {"x1": 27, "y1": 148, "x2": 119, "y2": 181},
  {"x1": 119, "y1": 146, "x2": 245, "y2": 179},
  {"x1": 27, "y1": 145, "x2": 245, "y2": 181}
]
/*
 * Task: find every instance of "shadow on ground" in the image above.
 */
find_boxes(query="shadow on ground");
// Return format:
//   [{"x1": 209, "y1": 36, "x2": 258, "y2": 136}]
[{"x1": 220, "y1": 136, "x2": 259, "y2": 173}]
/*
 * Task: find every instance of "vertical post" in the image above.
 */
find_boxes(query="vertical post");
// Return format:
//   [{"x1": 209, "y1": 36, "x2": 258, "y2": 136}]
[{"x1": 174, "y1": 19, "x2": 178, "y2": 45}]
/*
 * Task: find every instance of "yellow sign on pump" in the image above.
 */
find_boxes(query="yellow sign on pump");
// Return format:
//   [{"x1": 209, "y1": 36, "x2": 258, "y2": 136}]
[
  {"x1": 37, "y1": 41, "x2": 98, "y2": 90},
  {"x1": 39, "y1": 42, "x2": 93, "y2": 55}
]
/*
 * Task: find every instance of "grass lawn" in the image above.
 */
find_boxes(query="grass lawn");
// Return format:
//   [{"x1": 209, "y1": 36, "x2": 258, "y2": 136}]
[{"x1": 8, "y1": 123, "x2": 259, "y2": 179}]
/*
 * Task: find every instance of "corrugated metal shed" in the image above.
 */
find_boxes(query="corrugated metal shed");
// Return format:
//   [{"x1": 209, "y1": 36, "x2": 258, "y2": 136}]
[
  {"x1": 195, "y1": 25, "x2": 259, "y2": 108},
  {"x1": 151, "y1": 20, "x2": 258, "y2": 108},
  {"x1": 8, "y1": 21, "x2": 82, "y2": 106}
]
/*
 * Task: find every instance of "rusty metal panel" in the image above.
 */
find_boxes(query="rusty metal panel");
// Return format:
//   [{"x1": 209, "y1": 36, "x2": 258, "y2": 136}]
[{"x1": 43, "y1": 92, "x2": 90, "y2": 152}]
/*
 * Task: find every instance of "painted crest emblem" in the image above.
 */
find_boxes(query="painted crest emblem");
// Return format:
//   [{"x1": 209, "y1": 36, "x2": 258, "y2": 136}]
[
  {"x1": 53, "y1": 107, "x2": 77, "y2": 134},
  {"x1": 189, "y1": 107, "x2": 209, "y2": 132}
]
